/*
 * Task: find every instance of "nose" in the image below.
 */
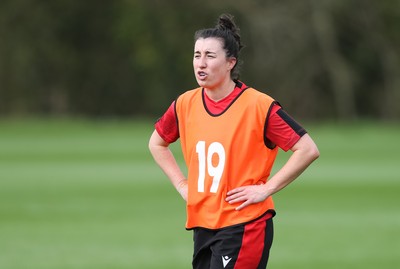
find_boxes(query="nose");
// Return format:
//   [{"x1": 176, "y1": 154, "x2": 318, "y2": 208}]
[{"x1": 198, "y1": 56, "x2": 207, "y2": 68}]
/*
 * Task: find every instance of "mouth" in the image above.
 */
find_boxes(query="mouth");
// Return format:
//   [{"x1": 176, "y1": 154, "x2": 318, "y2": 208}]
[{"x1": 197, "y1": 71, "x2": 208, "y2": 80}]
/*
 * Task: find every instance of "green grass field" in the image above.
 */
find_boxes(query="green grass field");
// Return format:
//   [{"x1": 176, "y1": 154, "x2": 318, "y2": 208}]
[{"x1": 0, "y1": 119, "x2": 399, "y2": 269}]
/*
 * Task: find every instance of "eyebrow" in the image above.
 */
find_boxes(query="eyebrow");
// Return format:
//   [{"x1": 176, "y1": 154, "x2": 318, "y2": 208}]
[{"x1": 194, "y1": 50, "x2": 217, "y2": 55}]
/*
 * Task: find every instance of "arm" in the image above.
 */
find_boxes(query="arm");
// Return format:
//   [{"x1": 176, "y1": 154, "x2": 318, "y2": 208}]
[
  {"x1": 226, "y1": 133, "x2": 319, "y2": 210},
  {"x1": 148, "y1": 130, "x2": 188, "y2": 201}
]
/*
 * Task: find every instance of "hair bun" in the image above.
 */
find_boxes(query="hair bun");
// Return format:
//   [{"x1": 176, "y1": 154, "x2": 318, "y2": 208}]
[
  {"x1": 216, "y1": 14, "x2": 243, "y2": 51},
  {"x1": 217, "y1": 14, "x2": 237, "y2": 32}
]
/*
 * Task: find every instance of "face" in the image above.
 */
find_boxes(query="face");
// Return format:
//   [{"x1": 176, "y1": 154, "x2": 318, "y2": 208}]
[{"x1": 193, "y1": 38, "x2": 237, "y2": 90}]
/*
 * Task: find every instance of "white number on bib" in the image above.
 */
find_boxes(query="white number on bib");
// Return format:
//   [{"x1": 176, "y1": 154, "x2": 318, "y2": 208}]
[{"x1": 196, "y1": 141, "x2": 226, "y2": 193}]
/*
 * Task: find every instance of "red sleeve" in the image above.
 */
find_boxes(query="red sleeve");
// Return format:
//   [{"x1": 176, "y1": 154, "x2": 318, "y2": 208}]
[
  {"x1": 265, "y1": 104, "x2": 307, "y2": 152},
  {"x1": 154, "y1": 101, "x2": 180, "y2": 144}
]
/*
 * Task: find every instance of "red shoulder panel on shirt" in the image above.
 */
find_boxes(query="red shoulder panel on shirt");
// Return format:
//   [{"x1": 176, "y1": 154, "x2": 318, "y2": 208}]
[
  {"x1": 266, "y1": 104, "x2": 307, "y2": 152},
  {"x1": 155, "y1": 101, "x2": 179, "y2": 143}
]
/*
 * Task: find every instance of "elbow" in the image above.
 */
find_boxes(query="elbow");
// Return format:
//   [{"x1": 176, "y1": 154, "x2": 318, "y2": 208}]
[
  {"x1": 148, "y1": 130, "x2": 169, "y2": 155},
  {"x1": 304, "y1": 134, "x2": 320, "y2": 162},
  {"x1": 292, "y1": 134, "x2": 320, "y2": 163},
  {"x1": 313, "y1": 148, "x2": 320, "y2": 161},
  {"x1": 309, "y1": 145, "x2": 320, "y2": 162},
  {"x1": 148, "y1": 132, "x2": 158, "y2": 154},
  {"x1": 148, "y1": 141, "x2": 154, "y2": 154},
  {"x1": 148, "y1": 136, "x2": 155, "y2": 151},
  {"x1": 148, "y1": 137, "x2": 160, "y2": 155}
]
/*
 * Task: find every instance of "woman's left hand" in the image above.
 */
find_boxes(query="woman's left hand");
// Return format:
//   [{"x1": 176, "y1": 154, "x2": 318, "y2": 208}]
[{"x1": 226, "y1": 185, "x2": 268, "y2": 211}]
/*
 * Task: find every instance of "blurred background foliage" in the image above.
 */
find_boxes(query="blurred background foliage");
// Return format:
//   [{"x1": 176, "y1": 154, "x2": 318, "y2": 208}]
[{"x1": 0, "y1": 0, "x2": 399, "y2": 120}]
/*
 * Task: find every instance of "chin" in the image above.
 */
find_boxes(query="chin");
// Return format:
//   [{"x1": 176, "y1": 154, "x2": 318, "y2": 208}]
[{"x1": 196, "y1": 80, "x2": 208, "y2": 88}]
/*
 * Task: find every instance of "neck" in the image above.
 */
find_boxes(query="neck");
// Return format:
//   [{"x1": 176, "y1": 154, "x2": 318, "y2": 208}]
[{"x1": 204, "y1": 79, "x2": 236, "y2": 102}]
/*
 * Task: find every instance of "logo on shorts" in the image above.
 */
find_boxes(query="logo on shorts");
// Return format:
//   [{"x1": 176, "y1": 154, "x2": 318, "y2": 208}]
[{"x1": 222, "y1": 256, "x2": 232, "y2": 268}]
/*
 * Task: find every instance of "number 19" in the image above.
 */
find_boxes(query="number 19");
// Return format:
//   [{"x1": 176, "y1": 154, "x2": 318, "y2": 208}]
[{"x1": 196, "y1": 141, "x2": 226, "y2": 193}]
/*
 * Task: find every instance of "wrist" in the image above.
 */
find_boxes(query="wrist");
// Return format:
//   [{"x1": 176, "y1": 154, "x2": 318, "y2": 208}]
[
  {"x1": 176, "y1": 178, "x2": 187, "y2": 191},
  {"x1": 261, "y1": 183, "x2": 277, "y2": 197},
  {"x1": 176, "y1": 179, "x2": 188, "y2": 201}
]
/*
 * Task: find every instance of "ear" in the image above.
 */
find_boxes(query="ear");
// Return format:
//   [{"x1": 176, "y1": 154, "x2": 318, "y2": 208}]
[{"x1": 227, "y1": 57, "x2": 237, "y2": 70}]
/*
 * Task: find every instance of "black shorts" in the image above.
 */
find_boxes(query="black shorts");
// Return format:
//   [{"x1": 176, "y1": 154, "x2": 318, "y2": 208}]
[{"x1": 192, "y1": 214, "x2": 274, "y2": 269}]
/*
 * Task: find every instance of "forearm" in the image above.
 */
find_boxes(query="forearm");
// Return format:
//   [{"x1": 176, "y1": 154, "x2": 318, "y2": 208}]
[
  {"x1": 263, "y1": 151, "x2": 315, "y2": 196},
  {"x1": 263, "y1": 134, "x2": 319, "y2": 196},
  {"x1": 148, "y1": 130, "x2": 187, "y2": 195},
  {"x1": 150, "y1": 144, "x2": 186, "y2": 189}
]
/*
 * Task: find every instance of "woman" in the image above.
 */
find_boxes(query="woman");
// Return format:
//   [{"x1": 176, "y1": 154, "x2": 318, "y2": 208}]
[{"x1": 148, "y1": 14, "x2": 319, "y2": 269}]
